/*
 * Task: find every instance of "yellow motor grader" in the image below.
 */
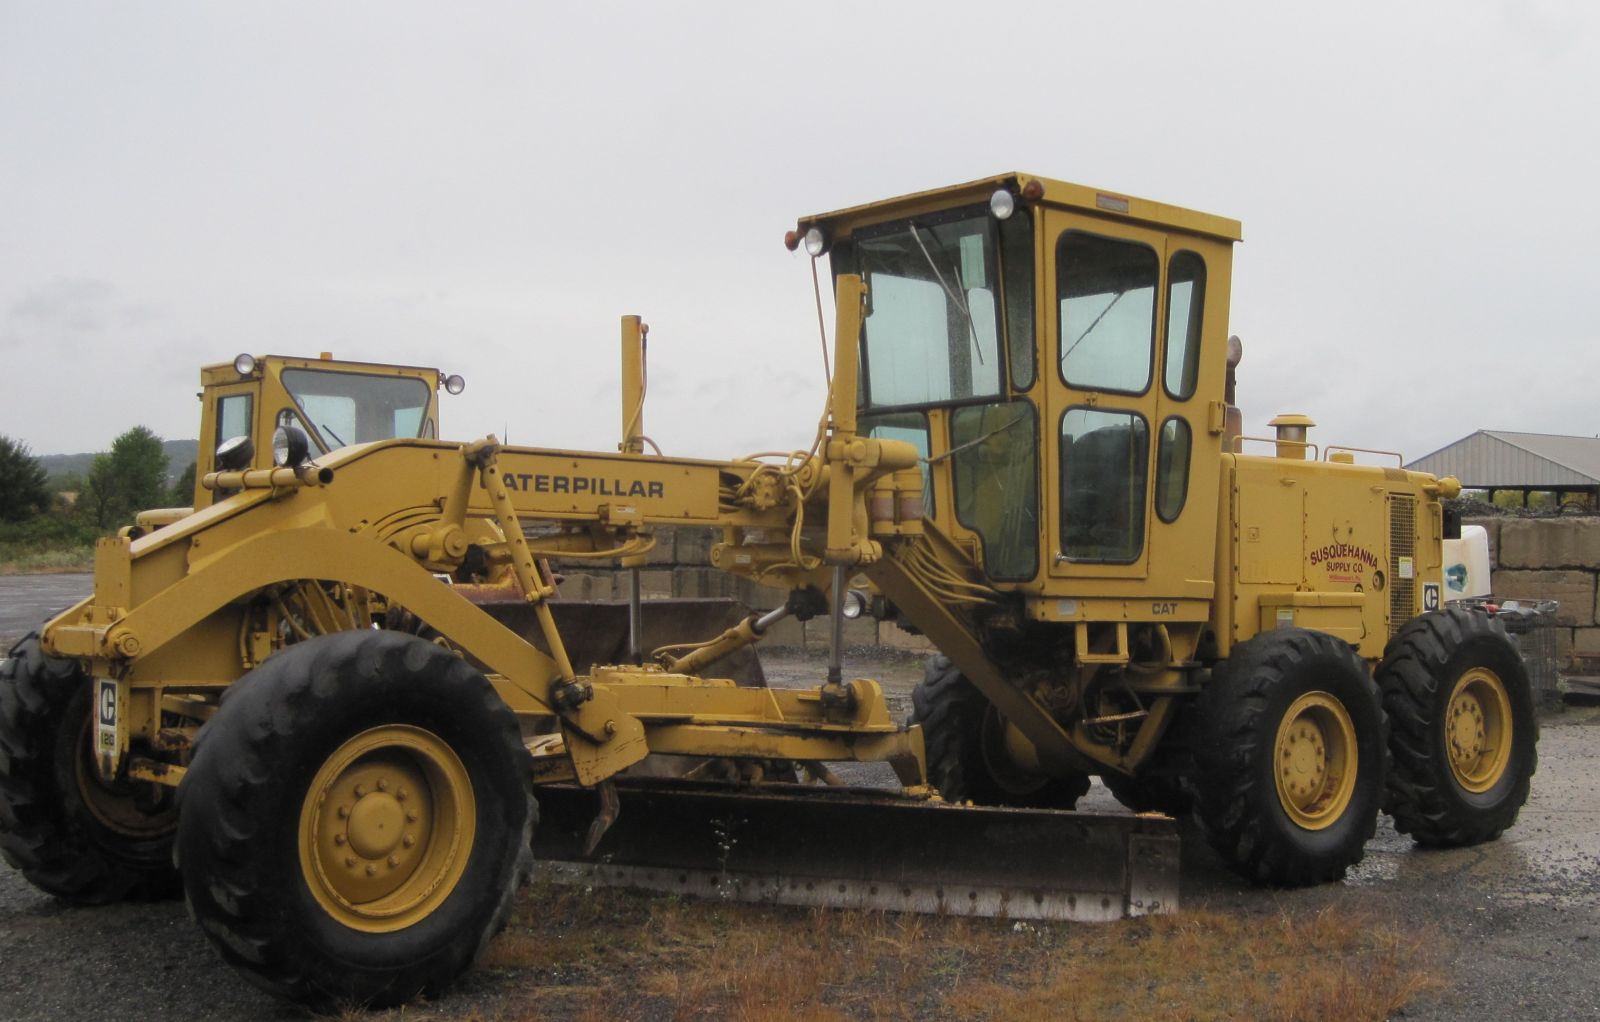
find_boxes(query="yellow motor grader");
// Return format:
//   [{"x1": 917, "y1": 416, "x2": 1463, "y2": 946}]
[{"x1": 0, "y1": 174, "x2": 1537, "y2": 1007}]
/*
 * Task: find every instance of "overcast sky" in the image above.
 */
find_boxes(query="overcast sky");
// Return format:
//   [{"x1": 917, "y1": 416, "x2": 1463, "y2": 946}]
[{"x1": 2, "y1": 2, "x2": 1595, "y2": 467}]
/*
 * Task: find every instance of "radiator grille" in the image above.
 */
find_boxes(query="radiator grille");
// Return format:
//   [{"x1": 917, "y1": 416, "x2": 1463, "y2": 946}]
[{"x1": 1388, "y1": 494, "x2": 1416, "y2": 636}]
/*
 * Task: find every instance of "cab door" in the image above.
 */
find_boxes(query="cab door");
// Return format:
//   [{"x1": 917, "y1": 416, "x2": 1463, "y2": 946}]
[{"x1": 1042, "y1": 211, "x2": 1169, "y2": 585}]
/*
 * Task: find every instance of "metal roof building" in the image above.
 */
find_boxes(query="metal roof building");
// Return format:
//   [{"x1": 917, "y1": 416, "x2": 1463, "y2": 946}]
[{"x1": 1405, "y1": 430, "x2": 1600, "y2": 502}]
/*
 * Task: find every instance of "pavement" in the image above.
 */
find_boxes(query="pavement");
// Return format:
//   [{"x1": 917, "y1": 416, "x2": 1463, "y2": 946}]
[{"x1": 0, "y1": 573, "x2": 91, "y2": 651}]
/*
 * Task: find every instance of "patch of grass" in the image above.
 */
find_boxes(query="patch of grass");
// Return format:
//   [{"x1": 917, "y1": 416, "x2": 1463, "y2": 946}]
[
  {"x1": 350, "y1": 881, "x2": 1444, "y2": 1022},
  {"x1": 0, "y1": 544, "x2": 94, "y2": 574}
]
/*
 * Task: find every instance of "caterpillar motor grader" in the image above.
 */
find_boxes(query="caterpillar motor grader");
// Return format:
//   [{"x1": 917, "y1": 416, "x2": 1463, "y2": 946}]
[{"x1": 0, "y1": 173, "x2": 1537, "y2": 1007}]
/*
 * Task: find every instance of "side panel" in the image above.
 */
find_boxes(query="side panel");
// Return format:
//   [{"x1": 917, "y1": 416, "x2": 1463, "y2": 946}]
[{"x1": 1220, "y1": 454, "x2": 1442, "y2": 659}]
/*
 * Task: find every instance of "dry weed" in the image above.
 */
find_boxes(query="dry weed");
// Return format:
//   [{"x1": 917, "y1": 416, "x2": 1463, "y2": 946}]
[{"x1": 356, "y1": 887, "x2": 1442, "y2": 1022}]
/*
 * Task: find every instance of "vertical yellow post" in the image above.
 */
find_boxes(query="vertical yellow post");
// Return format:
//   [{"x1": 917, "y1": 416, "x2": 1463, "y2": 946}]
[
  {"x1": 827, "y1": 276, "x2": 865, "y2": 438},
  {"x1": 825, "y1": 275, "x2": 868, "y2": 563},
  {"x1": 620, "y1": 315, "x2": 646, "y2": 455}
]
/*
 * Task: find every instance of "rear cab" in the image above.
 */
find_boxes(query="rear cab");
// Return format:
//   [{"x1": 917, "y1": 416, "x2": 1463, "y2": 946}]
[{"x1": 193, "y1": 353, "x2": 458, "y2": 508}]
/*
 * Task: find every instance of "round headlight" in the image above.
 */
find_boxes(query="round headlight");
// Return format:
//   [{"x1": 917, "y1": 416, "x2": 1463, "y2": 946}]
[
  {"x1": 841, "y1": 589, "x2": 869, "y2": 621},
  {"x1": 989, "y1": 188, "x2": 1016, "y2": 221},
  {"x1": 215, "y1": 435, "x2": 254, "y2": 471},
  {"x1": 444, "y1": 373, "x2": 466, "y2": 395},
  {"x1": 272, "y1": 425, "x2": 310, "y2": 468},
  {"x1": 233, "y1": 353, "x2": 257, "y2": 376},
  {"x1": 803, "y1": 226, "x2": 828, "y2": 258}
]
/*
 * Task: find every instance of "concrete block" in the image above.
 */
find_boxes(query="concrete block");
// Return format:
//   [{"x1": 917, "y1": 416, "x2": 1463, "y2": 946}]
[
  {"x1": 762, "y1": 617, "x2": 808, "y2": 648},
  {"x1": 560, "y1": 572, "x2": 619, "y2": 600},
  {"x1": 644, "y1": 527, "x2": 677, "y2": 566},
  {"x1": 845, "y1": 617, "x2": 879, "y2": 647},
  {"x1": 1573, "y1": 627, "x2": 1600, "y2": 656},
  {"x1": 674, "y1": 527, "x2": 715, "y2": 566},
  {"x1": 639, "y1": 569, "x2": 675, "y2": 599},
  {"x1": 679, "y1": 567, "x2": 742, "y2": 600},
  {"x1": 1492, "y1": 570, "x2": 1597, "y2": 626},
  {"x1": 1464, "y1": 517, "x2": 1501, "y2": 569},
  {"x1": 879, "y1": 624, "x2": 936, "y2": 652},
  {"x1": 1498, "y1": 518, "x2": 1600, "y2": 570}
]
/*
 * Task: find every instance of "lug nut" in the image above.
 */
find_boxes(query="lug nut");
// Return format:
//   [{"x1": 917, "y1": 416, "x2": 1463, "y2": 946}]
[
  {"x1": 337, "y1": 806, "x2": 350, "y2": 819},
  {"x1": 334, "y1": 834, "x2": 347, "y2": 846},
  {"x1": 365, "y1": 864, "x2": 377, "y2": 876},
  {"x1": 388, "y1": 856, "x2": 399, "y2": 868},
  {"x1": 377, "y1": 778, "x2": 388, "y2": 792},
  {"x1": 403, "y1": 835, "x2": 416, "y2": 848},
  {"x1": 354, "y1": 784, "x2": 367, "y2": 797}
]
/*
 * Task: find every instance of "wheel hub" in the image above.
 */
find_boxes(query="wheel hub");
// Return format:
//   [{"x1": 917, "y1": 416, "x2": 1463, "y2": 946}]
[
  {"x1": 1445, "y1": 668, "x2": 1512, "y2": 793},
  {"x1": 1273, "y1": 691, "x2": 1357, "y2": 831},
  {"x1": 298, "y1": 725, "x2": 475, "y2": 933}
]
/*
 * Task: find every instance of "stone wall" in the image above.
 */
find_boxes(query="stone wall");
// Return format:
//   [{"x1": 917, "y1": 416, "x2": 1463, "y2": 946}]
[
  {"x1": 1466, "y1": 516, "x2": 1600, "y2": 671},
  {"x1": 549, "y1": 526, "x2": 919, "y2": 651}
]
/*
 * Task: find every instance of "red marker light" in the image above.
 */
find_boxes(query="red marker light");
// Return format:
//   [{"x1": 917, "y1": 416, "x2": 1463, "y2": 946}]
[
  {"x1": 784, "y1": 230, "x2": 801, "y2": 251},
  {"x1": 1021, "y1": 179, "x2": 1044, "y2": 201}
]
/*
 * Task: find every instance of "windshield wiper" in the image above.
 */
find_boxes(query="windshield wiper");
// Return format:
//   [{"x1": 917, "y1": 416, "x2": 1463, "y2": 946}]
[
  {"x1": 907, "y1": 222, "x2": 986, "y2": 366},
  {"x1": 1062, "y1": 290, "x2": 1128, "y2": 361},
  {"x1": 320, "y1": 423, "x2": 348, "y2": 447}
]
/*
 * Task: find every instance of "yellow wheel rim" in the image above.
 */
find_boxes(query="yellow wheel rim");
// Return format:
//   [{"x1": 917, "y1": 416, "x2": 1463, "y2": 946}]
[
  {"x1": 1273, "y1": 691, "x2": 1358, "y2": 830},
  {"x1": 298, "y1": 725, "x2": 475, "y2": 933},
  {"x1": 1445, "y1": 667, "x2": 1513, "y2": 794}
]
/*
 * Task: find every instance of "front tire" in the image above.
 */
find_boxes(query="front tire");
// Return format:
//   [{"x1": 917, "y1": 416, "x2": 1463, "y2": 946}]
[
  {"x1": 0, "y1": 634, "x2": 178, "y2": 902},
  {"x1": 909, "y1": 656, "x2": 1090, "y2": 809},
  {"x1": 176, "y1": 630, "x2": 535, "y2": 1007},
  {"x1": 1377, "y1": 608, "x2": 1537, "y2": 847},
  {"x1": 1192, "y1": 629, "x2": 1387, "y2": 886}
]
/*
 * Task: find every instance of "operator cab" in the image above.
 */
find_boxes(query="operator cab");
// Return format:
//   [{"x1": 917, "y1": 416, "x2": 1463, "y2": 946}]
[
  {"x1": 194, "y1": 353, "x2": 465, "y2": 507},
  {"x1": 799, "y1": 173, "x2": 1240, "y2": 612}
]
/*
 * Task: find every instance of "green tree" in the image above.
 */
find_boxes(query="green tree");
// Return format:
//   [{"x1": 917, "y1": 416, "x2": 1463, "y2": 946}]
[
  {"x1": 0, "y1": 435, "x2": 51, "y2": 522},
  {"x1": 169, "y1": 461, "x2": 197, "y2": 506},
  {"x1": 79, "y1": 426, "x2": 169, "y2": 530}
]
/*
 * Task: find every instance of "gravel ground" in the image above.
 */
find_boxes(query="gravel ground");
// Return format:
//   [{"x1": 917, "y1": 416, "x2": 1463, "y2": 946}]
[{"x1": 2, "y1": 580, "x2": 1598, "y2": 1019}]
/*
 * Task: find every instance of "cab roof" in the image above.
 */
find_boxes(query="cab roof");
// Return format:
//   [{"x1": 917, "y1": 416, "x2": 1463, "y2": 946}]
[{"x1": 796, "y1": 172, "x2": 1242, "y2": 244}]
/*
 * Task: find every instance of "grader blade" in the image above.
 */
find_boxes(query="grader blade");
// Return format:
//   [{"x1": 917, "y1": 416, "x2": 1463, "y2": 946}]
[{"x1": 533, "y1": 779, "x2": 1179, "y2": 921}]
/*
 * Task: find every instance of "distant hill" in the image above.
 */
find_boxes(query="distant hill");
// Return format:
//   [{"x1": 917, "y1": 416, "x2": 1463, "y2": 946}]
[{"x1": 40, "y1": 439, "x2": 199, "y2": 487}]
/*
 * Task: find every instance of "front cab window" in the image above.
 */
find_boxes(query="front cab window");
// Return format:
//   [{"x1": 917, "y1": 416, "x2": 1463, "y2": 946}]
[{"x1": 281, "y1": 369, "x2": 432, "y2": 454}]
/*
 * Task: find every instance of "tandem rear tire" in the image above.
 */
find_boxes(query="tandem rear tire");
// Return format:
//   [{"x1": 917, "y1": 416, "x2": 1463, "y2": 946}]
[
  {"x1": 1377, "y1": 608, "x2": 1537, "y2": 847},
  {"x1": 0, "y1": 634, "x2": 179, "y2": 902},
  {"x1": 176, "y1": 630, "x2": 535, "y2": 1007},
  {"x1": 1192, "y1": 628, "x2": 1387, "y2": 887},
  {"x1": 910, "y1": 656, "x2": 1090, "y2": 809}
]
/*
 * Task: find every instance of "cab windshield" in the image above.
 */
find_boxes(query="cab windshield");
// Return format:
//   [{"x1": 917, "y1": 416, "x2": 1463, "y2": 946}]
[
  {"x1": 280, "y1": 368, "x2": 433, "y2": 452},
  {"x1": 835, "y1": 205, "x2": 1034, "y2": 410}
]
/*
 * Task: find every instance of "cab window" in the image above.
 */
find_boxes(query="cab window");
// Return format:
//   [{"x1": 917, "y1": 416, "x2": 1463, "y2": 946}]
[
  {"x1": 1154, "y1": 417, "x2": 1192, "y2": 522},
  {"x1": 1057, "y1": 232, "x2": 1158, "y2": 395},
  {"x1": 1164, "y1": 251, "x2": 1206, "y2": 400},
  {"x1": 951, "y1": 401, "x2": 1038, "y2": 579},
  {"x1": 1060, "y1": 407, "x2": 1149, "y2": 563},
  {"x1": 215, "y1": 393, "x2": 252, "y2": 446}
]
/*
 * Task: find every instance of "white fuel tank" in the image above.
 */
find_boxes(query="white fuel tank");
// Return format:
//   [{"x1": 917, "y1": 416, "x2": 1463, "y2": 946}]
[{"x1": 1443, "y1": 524, "x2": 1492, "y2": 601}]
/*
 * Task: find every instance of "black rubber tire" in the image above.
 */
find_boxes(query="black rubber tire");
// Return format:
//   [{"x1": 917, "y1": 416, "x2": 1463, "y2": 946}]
[
  {"x1": 1377, "y1": 608, "x2": 1537, "y2": 847},
  {"x1": 176, "y1": 630, "x2": 535, "y2": 1007},
  {"x1": 1191, "y1": 629, "x2": 1387, "y2": 887},
  {"x1": 909, "y1": 655, "x2": 1090, "y2": 809},
  {"x1": 0, "y1": 634, "x2": 179, "y2": 902}
]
